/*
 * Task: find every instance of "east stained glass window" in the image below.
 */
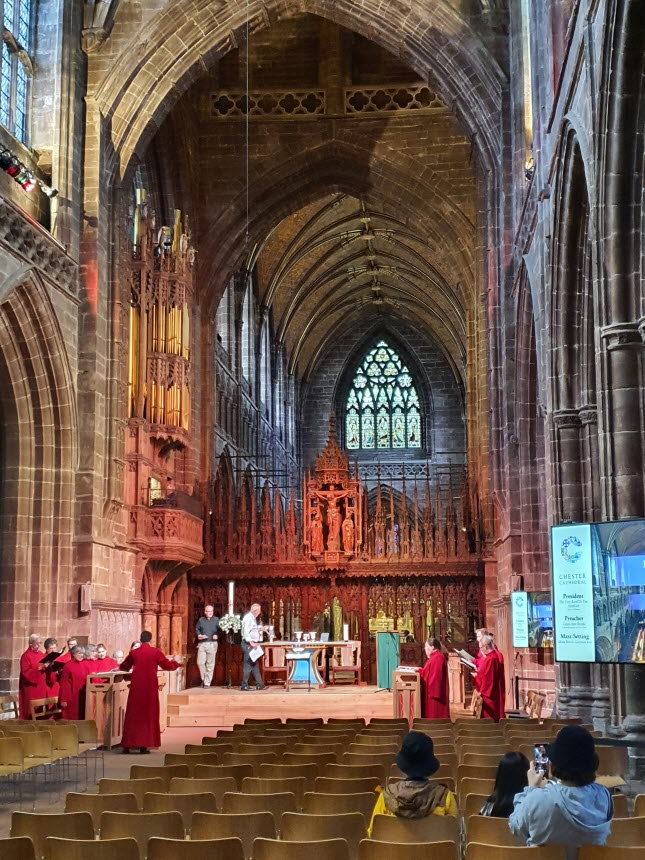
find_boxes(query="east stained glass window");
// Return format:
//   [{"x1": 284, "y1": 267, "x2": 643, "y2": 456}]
[
  {"x1": 0, "y1": 0, "x2": 33, "y2": 144},
  {"x1": 346, "y1": 340, "x2": 421, "y2": 450}
]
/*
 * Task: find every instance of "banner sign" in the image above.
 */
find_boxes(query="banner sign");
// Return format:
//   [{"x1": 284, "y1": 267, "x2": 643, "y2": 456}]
[
  {"x1": 511, "y1": 591, "x2": 529, "y2": 648},
  {"x1": 551, "y1": 523, "x2": 595, "y2": 662}
]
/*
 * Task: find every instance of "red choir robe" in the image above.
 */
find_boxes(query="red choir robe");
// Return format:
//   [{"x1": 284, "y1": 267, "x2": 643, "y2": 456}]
[
  {"x1": 59, "y1": 659, "x2": 91, "y2": 719},
  {"x1": 475, "y1": 649, "x2": 506, "y2": 722},
  {"x1": 119, "y1": 643, "x2": 179, "y2": 749},
  {"x1": 45, "y1": 663, "x2": 60, "y2": 700},
  {"x1": 19, "y1": 648, "x2": 48, "y2": 718},
  {"x1": 418, "y1": 650, "x2": 450, "y2": 718},
  {"x1": 93, "y1": 656, "x2": 119, "y2": 672}
]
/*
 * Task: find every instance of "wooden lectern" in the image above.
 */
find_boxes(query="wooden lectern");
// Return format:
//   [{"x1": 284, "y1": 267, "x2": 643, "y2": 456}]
[
  {"x1": 86, "y1": 671, "x2": 130, "y2": 750},
  {"x1": 393, "y1": 668, "x2": 421, "y2": 720},
  {"x1": 85, "y1": 670, "x2": 172, "y2": 750}
]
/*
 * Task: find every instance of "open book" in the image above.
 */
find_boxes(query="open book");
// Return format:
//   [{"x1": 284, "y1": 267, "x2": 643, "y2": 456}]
[{"x1": 453, "y1": 648, "x2": 477, "y2": 670}]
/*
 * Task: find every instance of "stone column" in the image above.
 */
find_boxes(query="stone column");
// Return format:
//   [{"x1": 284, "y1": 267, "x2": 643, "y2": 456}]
[
  {"x1": 318, "y1": 20, "x2": 349, "y2": 116},
  {"x1": 142, "y1": 603, "x2": 158, "y2": 643},
  {"x1": 157, "y1": 604, "x2": 171, "y2": 653},
  {"x1": 601, "y1": 322, "x2": 645, "y2": 775},
  {"x1": 170, "y1": 611, "x2": 183, "y2": 655}
]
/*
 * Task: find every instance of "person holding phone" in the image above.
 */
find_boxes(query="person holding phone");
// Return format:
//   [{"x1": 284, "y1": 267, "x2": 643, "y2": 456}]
[{"x1": 509, "y1": 726, "x2": 612, "y2": 860}]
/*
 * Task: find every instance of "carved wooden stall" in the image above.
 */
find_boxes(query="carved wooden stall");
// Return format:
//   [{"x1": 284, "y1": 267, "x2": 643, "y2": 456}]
[{"x1": 190, "y1": 419, "x2": 486, "y2": 686}]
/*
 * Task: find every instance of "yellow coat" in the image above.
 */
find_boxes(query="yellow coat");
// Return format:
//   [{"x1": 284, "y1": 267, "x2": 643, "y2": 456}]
[{"x1": 368, "y1": 783, "x2": 458, "y2": 835}]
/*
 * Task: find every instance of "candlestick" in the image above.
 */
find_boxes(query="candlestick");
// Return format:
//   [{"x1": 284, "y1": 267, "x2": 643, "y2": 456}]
[{"x1": 228, "y1": 580, "x2": 234, "y2": 615}]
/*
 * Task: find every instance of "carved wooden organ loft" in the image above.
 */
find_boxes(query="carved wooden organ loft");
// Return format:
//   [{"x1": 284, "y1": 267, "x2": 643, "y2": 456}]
[{"x1": 192, "y1": 418, "x2": 486, "y2": 683}]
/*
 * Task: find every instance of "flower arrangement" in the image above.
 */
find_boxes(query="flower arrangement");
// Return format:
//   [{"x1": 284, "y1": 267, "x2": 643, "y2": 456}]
[{"x1": 219, "y1": 614, "x2": 242, "y2": 633}]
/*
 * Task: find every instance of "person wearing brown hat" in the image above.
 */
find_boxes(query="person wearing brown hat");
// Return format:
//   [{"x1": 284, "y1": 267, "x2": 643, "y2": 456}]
[
  {"x1": 368, "y1": 731, "x2": 457, "y2": 834},
  {"x1": 509, "y1": 726, "x2": 612, "y2": 860}
]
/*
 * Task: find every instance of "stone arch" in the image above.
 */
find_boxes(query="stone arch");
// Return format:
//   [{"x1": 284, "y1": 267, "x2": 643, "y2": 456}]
[
  {"x1": 95, "y1": 0, "x2": 504, "y2": 184},
  {"x1": 0, "y1": 276, "x2": 77, "y2": 691},
  {"x1": 211, "y1": 447, "x2": 235, "y2": 562}
]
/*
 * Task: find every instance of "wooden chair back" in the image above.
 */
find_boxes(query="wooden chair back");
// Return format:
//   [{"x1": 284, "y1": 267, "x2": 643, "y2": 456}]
[
  {"x1": 605, "y1": 816, "x2": 645, "y2": 847},
  {"x1": 194, "y1": 763, "x2": 253, "y2": 788},
  {"x1": 242, "y1": 776, "x2": 307, "y2": 807},
  {"x1": 11, "y1": 812, "x2": 94, "y2": 859},
  {"x1": 99, "y1": 812, "x2": 184, "y2": 860},
  {"x1": 147, "y1": 838, "x2": 243, "y2": 860},
  {"x1": 222, "y1": 791, "x2": 297, "y2": 822},
  {"x1": 190, "y1": 811, "x2": 275, "y2": 860},
  {"x1": 466, "y1": 815, "x2": 524, "y2": 846},
  {"x1": 0, "y1": 837, "x2": 35, "y2": 860},
  {"x1": 64, "y1": 792, "x2": 138, "y2": 831},
  {"x1": 302, "y1": 791, "x2": 377, "y2": 824},
  {"x1": 253, "y1": 838, "x2": 350, "y2": 860},
  {"x1": 98, "y1": 778, "x2": 165, "y2": 811},
  {"x1": 466, "y1": 846, "x2": 566, "y2": 860},
  {"x1": 358, "y1": 840, "x2": 457, "y2": 860},
  {"x1": 142, "y1": 792, "x2": 218, "y2": 831},
  {"x1": 314, "y1": 776, "x2": 380, "y2": 795},
  {"x1": 45, "y1": 839, "x2": 139, "y2": 860},
  {"x1": 169, "y1": 777, "x2": 236, "y2": 807},
  {"x1": 280, "y1": 812, "x2": 366, "y2": 860},
  {"x1": 130, "y1": 764, "x2": 189, "y2": 789},
  {"x1": 370, "y1": 814, "x2": 458, "y2": 843}
]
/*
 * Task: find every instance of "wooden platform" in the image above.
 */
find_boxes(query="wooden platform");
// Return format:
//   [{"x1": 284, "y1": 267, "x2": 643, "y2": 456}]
[{"x1": 167, "y1": 685, "x2": 394, "y2": 727}]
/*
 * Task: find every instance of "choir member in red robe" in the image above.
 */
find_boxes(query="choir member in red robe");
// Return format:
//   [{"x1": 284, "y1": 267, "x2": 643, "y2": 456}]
[
  {"x1": 83, "y1": 644, "x2": 100, "y2": 674},
  {"x1": 119, "y1": 632, "x2": 180, "y2": 753},
  {"x1": 19, "y1": 635, "x2": 48, "y2": 718},
  {"x1": 43, "y1": 637, "x2": 61, "y2": 700},
  {"x1": 93, "y1": 643, "x2": 119, "y2": 671},
  {"x1": 473, "y1": 635, "x2": 506, "y2": 722},
  {"x1": 56, "y1": 637, "x2": 78, "y2": 667},
  {"x1": 418, "y1": 638, "x2": 450, "y2": 718},
  {"x1": 59, "y1": 646, "x2": 90, "y2": 719}
]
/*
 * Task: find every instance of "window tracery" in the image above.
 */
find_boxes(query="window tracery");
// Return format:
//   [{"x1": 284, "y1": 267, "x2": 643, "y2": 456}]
[
  {"x1": 1, "y1": 0, "x2": 33, "y2": 144},
  {"x1": 346, "y1": 340, "x2": 421, "y2": 450}
]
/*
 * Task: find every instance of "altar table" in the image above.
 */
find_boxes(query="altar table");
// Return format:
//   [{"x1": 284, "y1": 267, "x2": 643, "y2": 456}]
[{"x1": 262, "y1": 641, "x2": 360, "y2": 689}]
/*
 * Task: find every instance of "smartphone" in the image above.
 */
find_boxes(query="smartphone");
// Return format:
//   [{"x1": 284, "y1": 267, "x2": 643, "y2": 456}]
[{"x1": 534, "y1": 744, "x2": 549, "y2": 774}]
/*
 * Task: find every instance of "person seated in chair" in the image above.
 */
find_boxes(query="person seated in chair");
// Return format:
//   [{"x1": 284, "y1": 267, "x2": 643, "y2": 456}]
[
  {"x1": 481, "y1": 751, "x2": 530, "y2": 817},
  {"x1": 509, "y1": 726, "x2": 612, "y2": 860},
  {"x1": 368, "y1": 732, "x2": 457, "y2": 834}
]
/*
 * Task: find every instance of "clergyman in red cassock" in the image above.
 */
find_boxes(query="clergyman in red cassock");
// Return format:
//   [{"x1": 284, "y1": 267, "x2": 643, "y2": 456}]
[
  {"x1": 474, "y1": 635, "x2": 506, "y2": 722},
  {"x1": 19, "y1": 635, "x2": 48, "y2": 718},
  {"x1": 59, "y1": 647, "x2": 91, "y2": 719},
  {"x1": 418, "y1": 638, "x2": 450, "y2": 718},
  {"x1": 119, "y1": 632, "x2": 180, "y2": 752}
]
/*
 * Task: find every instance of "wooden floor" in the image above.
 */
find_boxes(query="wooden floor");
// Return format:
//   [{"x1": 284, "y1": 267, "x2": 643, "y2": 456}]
[{"x1": 168, "y1": 684, "x2": 394, "y2": 727}]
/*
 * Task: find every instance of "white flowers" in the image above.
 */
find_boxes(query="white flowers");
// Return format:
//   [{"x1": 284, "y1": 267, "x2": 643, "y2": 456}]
[{"x1": 219, "y1": 614, "x2": 242, "y2": 633}]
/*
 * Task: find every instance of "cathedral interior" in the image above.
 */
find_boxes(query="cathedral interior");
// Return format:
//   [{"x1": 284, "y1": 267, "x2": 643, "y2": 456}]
[{"x1": 1, "y1": 0, "x2": 645, "y2": 764}]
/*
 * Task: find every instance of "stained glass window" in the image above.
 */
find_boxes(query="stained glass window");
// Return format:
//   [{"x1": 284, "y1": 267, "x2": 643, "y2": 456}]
[
  {"x1": 0, "y1": 0, "x2": 33, "y2": 144},
  {"x1": 346, "y1": 340, "x2": 422, "y2": 450}
]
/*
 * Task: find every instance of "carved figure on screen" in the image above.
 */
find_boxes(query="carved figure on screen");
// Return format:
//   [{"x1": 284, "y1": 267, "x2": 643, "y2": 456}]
[
  {"x1": 342, "y1": 512, "x2": 355, "y2": 554},
  {"x1": 327, "y1": 498, "x2": 342, "y2": 551},
  {"x1": 310, "y1": 509, "x2": 324, "y2": 555}
]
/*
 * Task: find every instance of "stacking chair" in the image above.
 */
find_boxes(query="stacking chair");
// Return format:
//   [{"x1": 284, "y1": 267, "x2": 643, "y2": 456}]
[
  {"x1": 286, "y1": 718, "x2": 325, "y2": 727},
  {"x1": 185, "y1": 743, "x2": 234, "y2": 756},
  {"x1": 457, "y1": 765, "x2": 498, "y2": 792},
  {"x1": 462, "y1": 753, "x2": 508, "y2": 767},
  {"x1": 465, "y1": 846, "x2": 566, "y2": 860},
  {"x1": 359, "y1": 840, "x2": 457, "y2": 860},
  {"x1": 459, "y1": 777, "x2": 495, "y2": 799},
  {"x1": 237, "y1": 742, "x2": 287, "y2": 756},
  {"x1": 0, "y1": 837, "x2": 36, "y2": 860},
  {"x1": 281, "y1": 812, "x2": 366, "y2": 860},
  {"x1": 605, "y1": 816, "x2": 645, "y2": 846},
  {"x1": 11, "y1": 811, "x2": 95, "y2": 860},
  {"x1": 45, "y1": 838, "x2": 139, "y2": 860},
  {"x1": 130, "y1": 764, "x2": 189, "y2": 788},
  {"x1": 314, "y1": 776, "x2": 380, "y2": 795},
  {"x1": 165, "y1": 753, "x2": 221, "y2": 773},
  {"x1": 99, "y1": 811, "x2": 184, "y2": 860},
  {"x1": 98, "y1": 777, "x2": 165, "y2": 811},
  {"x1": 284, "y1": 752, "x2": 337, "y2": 768},
  {"x1": 242, "y1": 776, "x2": 307, "y2": 808},
  {"x1": 202, "y1": 736, "x2": 244, "y2": 749},
  {"x1": 612, "y1": 793, "x2": 629, "y2": 818},
  {"x1": 348, "y1": 744, "x2": 398, "y2": 757},
  {"x1": 73, "y1": 720, "x2": 104, "y2": 781},
  {"x1": 169, "y1": 776, "x2": 236, "y2": 807},
  {"x1": 324, "y1": 763, "x2": 385, "y2": 783},
  {"x1": 578, "y1": 850, "x2": 645, "y2": 859},
  {"x1": 143, "y1": 792, "x2": 218, "y2": 832},
  {"x1": 254, "y1": 838, "x2": 350, "y2": 860},
  {"x1": 258, "y1": 763, "x2": 319, "y2": 785},
  {"x1": 412, "y1": 718, "x2": 453, "y2": 728},
  {"x1": 259, "y1": 735, "x2": 303, "y2": 747},
  {"x1": 190, "y1": 811, "x2": 276, "y2": 860},
  {"x1": 223, "y1": 752, "x2": 279, "y2": 769},
  {"x1": 342, "y1": 753, "x2": 396, "y2": 770},
  {"x1": 634, "y1": 794, "x2": 645, "y2": 816},
  {"x1": 370, "y1": 814, "x2": 459, "y2": 843},
  {"x1": 149, "y1": 838, "x2": 243, "y2": 860},
  {"x1": 328, "y1": 719, "x2": 366, "y2": 727},
  {"x1": 64, "y1": 792, "x2": 138, "y2": 831},
  {"x1": 459, "y1": 745, "x2": 509, "y2": 760},
  {"x1": 596, "y1": 746, "x2": 629, "y2": 780},
  {"x1": 466, "y1": 815, "x2": 524, "y2": 846},
  {"x1": 222, "y1": 790, "x2": 297, "y2": 821},
  {"x1": 352, "y1": 735, "x2": 400, "y2": 747},
  {"x1": 302, "y1": 792, "x2": 377, "y2": 825},
  {"x1": 369, "y1": 719, "x2": 408, "y2": 727},
  {"x1": 295, "y1": 743, "x2": 342, "y2": 757},
  {"x1": 194, "y1": 763, "x2": 253, "y2": 787},
  {"x1": 244, "y1": 718, "x2": 282, "y2": 725},
  {"x1": 463, "y1": 793, "x2": 489, "y2": 820}
]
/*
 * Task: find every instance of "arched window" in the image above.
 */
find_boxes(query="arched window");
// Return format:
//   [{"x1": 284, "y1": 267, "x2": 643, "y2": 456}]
[
  {"x1": 1, "y1": 0, "x2": 34, "y2": 144},
  {"x1": 346, "y1": 340, "x2": 421, "y2": 450}
]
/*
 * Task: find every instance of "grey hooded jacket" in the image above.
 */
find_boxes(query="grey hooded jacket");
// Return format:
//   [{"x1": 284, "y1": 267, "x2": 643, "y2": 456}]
[{"x1": 508, "y1": 781, "x2": 613, "y2": 860}]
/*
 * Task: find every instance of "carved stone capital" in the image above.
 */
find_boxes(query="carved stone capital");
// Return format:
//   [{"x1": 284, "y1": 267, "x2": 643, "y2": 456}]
[
  {"x1": 579, "y1": 406, "x2": 598, "y2": 426},
  {"x1": 81, "y1": 0, "x2": 120, "y2": 54},
  {"x1": 639, "y1": 318, "x2": 645, "y2": 343},
  {"x1": 600, "y1": 321, "x2": 643, "y2": 351},
  {"x1": 552, "y1": 409, "x2": 581, "y2": 429}
]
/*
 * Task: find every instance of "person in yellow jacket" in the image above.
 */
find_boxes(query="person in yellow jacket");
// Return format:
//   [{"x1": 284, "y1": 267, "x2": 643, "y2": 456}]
[{"x1": 369, "y1": 731, "x2": 457, "y2": 835}]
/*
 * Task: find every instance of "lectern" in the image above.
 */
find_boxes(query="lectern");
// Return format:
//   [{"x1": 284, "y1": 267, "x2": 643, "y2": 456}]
[
  {"x1": 393, "y1": 668, "x2": 421, "y2": 720},
  {"x1": 85, "y1": 671, "x2": 130, "y2": 750}
]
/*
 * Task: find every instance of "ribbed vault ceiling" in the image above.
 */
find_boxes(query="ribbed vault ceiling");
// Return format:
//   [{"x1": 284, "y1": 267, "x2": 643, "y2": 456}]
[{"x1": 255, "y1": 193, "x2": 470, "y2": 381}]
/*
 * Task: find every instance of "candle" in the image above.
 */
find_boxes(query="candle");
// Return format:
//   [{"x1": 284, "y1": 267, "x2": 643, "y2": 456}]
[
  {"x1": 228, "y1": 581, "x2": 234, "y2": 615},
  {"x1": 343, "y1": 623, "x2": 349, "y2": 641}
]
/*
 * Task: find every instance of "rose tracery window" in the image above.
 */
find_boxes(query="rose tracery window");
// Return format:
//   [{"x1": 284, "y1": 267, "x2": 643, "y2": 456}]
[{"x1": 346, "y1": 340, "x2": 421, "y2": 450}]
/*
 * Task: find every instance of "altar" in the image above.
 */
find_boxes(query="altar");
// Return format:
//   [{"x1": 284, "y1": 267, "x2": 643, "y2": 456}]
[{"x1": 262, "y1": 641, "x2": 362, "y2": 689}]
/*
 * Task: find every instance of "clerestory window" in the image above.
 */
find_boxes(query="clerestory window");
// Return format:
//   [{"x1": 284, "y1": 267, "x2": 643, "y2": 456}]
[
  {"x1": 346, "y1": 339, "x2": 421, "y2": 450},
  {"x1": 1, "y1": 0, "x2": 33, "y2": 145}
]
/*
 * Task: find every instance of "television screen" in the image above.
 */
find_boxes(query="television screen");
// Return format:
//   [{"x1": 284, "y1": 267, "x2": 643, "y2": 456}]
[
  {"x1": 527, "y1": 592, "x2": 553, "y2": 648},
  {"x1": 551, "y1": 519, "x2": 645, "y2": 663}
]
